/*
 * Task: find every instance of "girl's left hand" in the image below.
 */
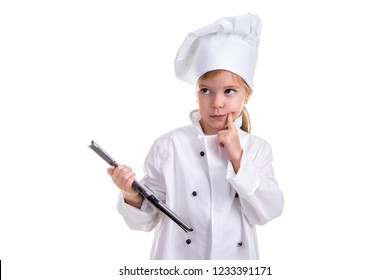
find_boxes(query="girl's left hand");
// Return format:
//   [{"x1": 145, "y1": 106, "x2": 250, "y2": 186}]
[{"x1": 217, "y1": 113, "x2": 243, "y2": 173}]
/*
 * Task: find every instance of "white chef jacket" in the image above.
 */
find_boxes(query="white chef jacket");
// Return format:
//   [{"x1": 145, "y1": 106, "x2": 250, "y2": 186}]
[{"x1": 117, "y1": 110, "x2": 284, "y2": 260}]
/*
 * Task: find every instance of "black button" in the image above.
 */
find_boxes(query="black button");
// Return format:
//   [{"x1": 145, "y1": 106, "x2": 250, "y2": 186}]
[
  {"x1": 200, "y1": 151, "x2": 205, "y2": 156},
  {"x1": 237, "y1": 242, "x2": 243, "y2": 247},
  {"x1": 186, "y1": 239, "x2": 192, "y2": 244},
  {"x1": 235, "y1": 193, "x2": 239, "y2": 198},
  {"x1": 192, "y1": 191, "x2": 197, "y2": 196}
]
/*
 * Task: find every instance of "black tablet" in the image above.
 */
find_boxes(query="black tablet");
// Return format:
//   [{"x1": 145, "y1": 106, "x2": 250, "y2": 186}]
[{"x1": 89, "y1": 140, "x2": 193, "y2": 232}]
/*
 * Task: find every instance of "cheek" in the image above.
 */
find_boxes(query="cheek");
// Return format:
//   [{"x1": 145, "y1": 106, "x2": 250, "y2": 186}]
[
  {"x1": 196, "y1": 100, "x2": 206, "y2": 116},
  {"x1": 233, "y1": 105, "x2": 245, "y2": 120},
  {"x1": 197, "y1": 97, "x2": 208, "y2": 109},
  {"x1": 233, "y1": 102, "x2": 244, "y2": 113}
]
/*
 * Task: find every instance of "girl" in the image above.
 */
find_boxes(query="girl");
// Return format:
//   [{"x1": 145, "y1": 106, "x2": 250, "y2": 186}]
[{"x1": 107, "y1": 13, "x2": 284, "y2": 259}]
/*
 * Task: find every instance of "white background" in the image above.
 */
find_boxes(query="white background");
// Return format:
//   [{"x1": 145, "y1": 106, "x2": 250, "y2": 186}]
[{"x1": 1, "y1": 0, "x2": 389, "y2": 279}]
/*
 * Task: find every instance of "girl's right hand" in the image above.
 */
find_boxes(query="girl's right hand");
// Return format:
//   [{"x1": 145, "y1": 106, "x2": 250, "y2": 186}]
[{"x1": 107, "y1": 165, "x2": 143, "y2": 208}]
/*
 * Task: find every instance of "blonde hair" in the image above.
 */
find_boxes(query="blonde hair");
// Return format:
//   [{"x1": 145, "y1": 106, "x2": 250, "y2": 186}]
[{"x1": 197, "y1": 70, "x2": 253, "y2": 133}]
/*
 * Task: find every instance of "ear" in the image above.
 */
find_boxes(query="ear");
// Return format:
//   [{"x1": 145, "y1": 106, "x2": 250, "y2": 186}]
[{"x1": 245, "y1": 91, "x2": 253, "y2": 104}]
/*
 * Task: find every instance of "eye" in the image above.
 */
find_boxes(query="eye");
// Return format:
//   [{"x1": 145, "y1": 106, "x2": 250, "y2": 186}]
[
  {"x1": 200, "y1": 88, "x2": 211, "y2": 95},
  {"x1": 225, "y1": 89, "x2": 236, "y2": 95}
]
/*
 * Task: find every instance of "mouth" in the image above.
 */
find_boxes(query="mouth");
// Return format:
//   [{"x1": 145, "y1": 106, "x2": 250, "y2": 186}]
[{"x1": 210, "y1": 114, "x2": 226, "y2": 119}]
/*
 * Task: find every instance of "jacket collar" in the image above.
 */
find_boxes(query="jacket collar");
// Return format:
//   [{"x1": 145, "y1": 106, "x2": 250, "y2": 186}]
[{"x1": 189, "y1": 109, "x2": 243, "y2": 136}]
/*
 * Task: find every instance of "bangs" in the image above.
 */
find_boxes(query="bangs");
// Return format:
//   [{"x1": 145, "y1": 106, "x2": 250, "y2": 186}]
[{"x1": 198, "y1": 70, "x2": 252, "y2": 94}]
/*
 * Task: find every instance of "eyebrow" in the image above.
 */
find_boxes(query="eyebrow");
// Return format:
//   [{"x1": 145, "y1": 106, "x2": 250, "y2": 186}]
[{"x1": 197, "y1": 83, "x2": 210, "y2": 88}]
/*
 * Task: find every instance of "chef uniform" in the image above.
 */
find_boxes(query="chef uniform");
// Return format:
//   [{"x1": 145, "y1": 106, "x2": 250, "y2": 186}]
[{"x1": 117, "y1": 13, "x2": 284, "y2": 260}]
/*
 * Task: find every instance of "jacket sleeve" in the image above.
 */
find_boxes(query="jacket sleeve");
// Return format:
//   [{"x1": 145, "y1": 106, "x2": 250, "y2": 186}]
[
  {"x1": 117, "y1": 193, "x2": 159, "y2": 232},
  {"x1": 226, "y1": 141, "x2": 284, "y2": 225},
  {"x1": 116, "y1": 140, "x2": 165, "y2": 232}
]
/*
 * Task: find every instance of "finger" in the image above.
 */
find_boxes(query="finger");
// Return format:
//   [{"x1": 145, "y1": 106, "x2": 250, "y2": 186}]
[
  {"x1": 112, "y1": 165, "x2": 130, "y2": 180},
  {"x1": 227, "y1": 112, "x2": 235, "y2": 130},
  {"x1": 111, "y1": 165, "x2": 122, "y2": 178},
  {"x1": 116, "y1": 169, "x2": 135, "y2": 189},
  {"x1": 124, "y1": 172, "x2": 136, "y2": 190},
  {"x1": 107, "y1": 166, "x2": 115, "y2": 175},
  {"x1": 217, "y1": 130, "x2": 226, "y2": 147},
  {"x1": 119, "y1": 170, "x2": 135, "y2": 188}
]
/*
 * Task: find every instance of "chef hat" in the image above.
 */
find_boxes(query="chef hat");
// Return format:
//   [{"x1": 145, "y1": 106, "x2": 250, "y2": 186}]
[{"x1": 174, "y1": 13, "x2": 262, "y2": 89}]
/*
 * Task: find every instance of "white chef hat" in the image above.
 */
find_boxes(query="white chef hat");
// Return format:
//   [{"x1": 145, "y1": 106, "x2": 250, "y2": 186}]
[{"x1": 174, "y1": 13, "x2": 262, "y2": 89}]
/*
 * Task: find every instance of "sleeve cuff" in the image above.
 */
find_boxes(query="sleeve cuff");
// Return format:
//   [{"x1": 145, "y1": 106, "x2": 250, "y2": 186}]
[
  {"x1": 226, "y1": 152, "x2": 261, "y2": 198},
  {"x1": 117, "y1": 193, "x2": 158, "y2": 226}
]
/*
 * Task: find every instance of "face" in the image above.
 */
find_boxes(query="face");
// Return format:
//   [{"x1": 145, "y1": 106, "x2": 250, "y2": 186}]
[{"x1": 196, "y1": 71, "x2": 250, "y2": 135}]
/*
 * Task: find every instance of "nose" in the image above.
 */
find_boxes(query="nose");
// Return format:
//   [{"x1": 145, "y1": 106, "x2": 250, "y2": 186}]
[{"x1": 212, "y1": 93, "x2": 224, "y2": 109}]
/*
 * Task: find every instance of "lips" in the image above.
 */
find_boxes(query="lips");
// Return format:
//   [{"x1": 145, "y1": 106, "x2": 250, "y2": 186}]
[{"x1": 210, "y1": 114, "x2": 226, "y2": 119}]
